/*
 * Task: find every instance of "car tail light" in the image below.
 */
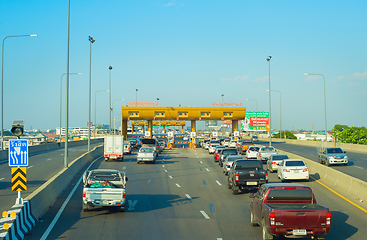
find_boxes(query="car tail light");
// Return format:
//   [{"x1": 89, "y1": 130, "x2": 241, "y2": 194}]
[
  {"x1": 153, "y1": 153, "x2": 155, "y2": 157},
  {"x1": 235, "y1": 173, "x2": 239, "y2": 181},
  {"x1": 123, "y1": 192, "x2": 126, "y2": 199},
  {"x1": 248, "y1": 150, "x2": 251, "y2": 153},
  {"x1": 270, "y1": 212, "x2": 275, "y2": 227},
  {"x1": 226, "y1": 164, "x2": 229, "y2": 167},
  {"x1": 83, "y1": 192, "x2": 86, "y2": 198},
  {"x1": 303, "y1": 168, "x2": 308, "y2": 172},
  {"x1": 326, "y1": 212, "x2": 331, "y2": 227},
  {"x1": 285, "y1": 187, "x2": 295, "y2": 189},
  {"x1": 260, "y1": 153, "x2": 262, "y2": 157},
  {"x1": 265, "y1": 172, "x2": 268, "y2": 181},
  {"x1": 271, "y1": 161, "x2": 276, "y2": 165},
  {"x1": 283, "y1": 169, "x2": 290, "y2": 172}
]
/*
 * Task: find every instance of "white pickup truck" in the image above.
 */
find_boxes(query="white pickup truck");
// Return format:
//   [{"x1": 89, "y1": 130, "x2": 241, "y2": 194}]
[
  {"x1": 256, "y1": 146, "x2": 278, "y2": 164},
  {"x1": 137, "y1": 146, "x2": 156, "y2": 164},
  {"x1": 82, "y1": 169, "x2": 128, "y2": 212}
]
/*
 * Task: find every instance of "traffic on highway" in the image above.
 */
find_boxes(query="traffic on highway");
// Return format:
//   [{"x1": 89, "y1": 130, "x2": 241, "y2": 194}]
[{"x1": 7, "y1": 135, "x2": 365, "y2": 240}]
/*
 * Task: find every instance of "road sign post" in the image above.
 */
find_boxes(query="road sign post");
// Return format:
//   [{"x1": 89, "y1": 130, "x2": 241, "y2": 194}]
[{"x1": 9, "y1": 139, "x2": 28, "y2": 204}]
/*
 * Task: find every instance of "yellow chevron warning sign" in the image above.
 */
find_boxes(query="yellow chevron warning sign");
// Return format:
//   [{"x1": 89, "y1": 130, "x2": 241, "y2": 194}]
[{"x1": 11, "y1": 167, "x2": 27, "y2": 191}]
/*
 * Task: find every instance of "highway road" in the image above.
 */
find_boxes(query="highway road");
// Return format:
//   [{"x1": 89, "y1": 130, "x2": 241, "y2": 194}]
[
  {"x1": 254, "y1": 140, "x2": 367, "y2": 182},
  {"x1": 0, "y1": 142, "x2": 103, "y2": 217},
  {"x1": 25, "y1": 145, "x2": 367, "y2": 240}
]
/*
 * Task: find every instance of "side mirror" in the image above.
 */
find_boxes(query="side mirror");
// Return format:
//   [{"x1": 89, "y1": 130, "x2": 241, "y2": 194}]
[
  {"x1": 125, "y1": 177, "x2": 128, "y2": 181},
  {"x1": 249, "y1": 193, "x2": 255, "y2": 198}
]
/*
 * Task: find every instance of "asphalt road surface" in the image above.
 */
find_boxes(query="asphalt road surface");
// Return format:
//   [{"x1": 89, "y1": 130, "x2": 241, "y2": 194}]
[{"x1": 25, "y1": 146, "x2": 367, "y2": 240}]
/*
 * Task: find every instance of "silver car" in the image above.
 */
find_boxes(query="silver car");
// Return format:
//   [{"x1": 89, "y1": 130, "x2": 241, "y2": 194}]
[
  {"x1": 209, "y1": 143, "x2": 220, "y2": 154},
  {"x1": 266, "y1": 154, "x2": 289, "y2": 173},
  {"x1": 222, "y1": 155, "x2": 244, "y2": 175}
]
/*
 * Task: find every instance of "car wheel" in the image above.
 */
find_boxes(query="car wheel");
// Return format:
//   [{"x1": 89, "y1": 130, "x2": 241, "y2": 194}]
[
  {"x1": 281, "y1": 178, "x2": 286, "y2": 182},
  {"x1": 344, "y1": 163, "x2": 347, "y2": 166},
  {"x1": 227, "y1": 179, "x2": 231, "y2": 189},
  {"x1": 318, "y1": 156, "x2": 322, "y2": 164},
  {"x1": 83, "y1": 203, "x2": 90, "y2": 212},
  {"x1": 120, "y1": 206, "x2": 125, "y2": 212},
  {"x1": 231, "y1": 184, "x2": 238, "y2": 195},
  {"x1": 326, "y1": 160, "x2": 331, "y2": 167},
  {"x1": 250, "y1": 209, "x2": 258, "y2": 227},
  {"x1": 262, "y1": 219, "x2": 273, "y2": 240}
]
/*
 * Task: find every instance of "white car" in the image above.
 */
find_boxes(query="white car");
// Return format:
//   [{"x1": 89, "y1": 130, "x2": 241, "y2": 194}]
[
  {"x1": 223, "y1": 139, "x2": 230, "y2": 146},
  {"x1": 209, "y1": 143, "x2": 220, "y2": 154},
  {"x1": 277, "y1": 159, "x2": 309, "y2": 182},
  {"x1": 246, "y1": 146, "x2": 260, "y2": 159},
  {"x1": 229, "y1": 140, "x2": 237, "y2": 148}
]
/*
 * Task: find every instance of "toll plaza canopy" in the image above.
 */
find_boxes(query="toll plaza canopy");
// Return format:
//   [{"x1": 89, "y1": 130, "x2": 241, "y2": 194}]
[{"x1": 120, "y1": 106, "x2": 247, "y2": 140}]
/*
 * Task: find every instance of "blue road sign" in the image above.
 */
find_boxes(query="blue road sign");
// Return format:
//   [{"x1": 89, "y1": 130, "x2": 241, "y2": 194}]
[{"x1": 9, "y1": 140, "x2": 28, "y2": 167}]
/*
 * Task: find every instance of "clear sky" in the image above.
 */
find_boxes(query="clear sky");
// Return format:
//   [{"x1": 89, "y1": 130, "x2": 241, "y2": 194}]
[{"x1": 1, "y1": 0, "x2": 366, "y2": 132}]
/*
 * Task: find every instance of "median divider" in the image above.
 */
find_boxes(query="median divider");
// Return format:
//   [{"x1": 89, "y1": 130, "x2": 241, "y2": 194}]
[
  {"x1": 0, "y1": 145, "x2": 103, "y2": 240},
  {"x1": 277, "y1": 149, "x2": 367, "y2": 209}
]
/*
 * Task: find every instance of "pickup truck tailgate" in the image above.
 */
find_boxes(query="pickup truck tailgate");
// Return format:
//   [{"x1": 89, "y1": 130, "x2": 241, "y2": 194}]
[
  {"x1": 85, "y1": 188, "x2": 124, "y2": 201},
  {"x1": 239, "y1": 170, "x2": 266, "y2": 183}
]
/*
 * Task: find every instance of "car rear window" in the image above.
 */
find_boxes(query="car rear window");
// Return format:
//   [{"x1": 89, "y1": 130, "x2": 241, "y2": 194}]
[
  {"x1": 327, "y1": 148, "x2": 343, "y2": 154},
  {"x1": 249, "y1": 147, "x2": 259, "y2": 151},
  {"x1": 267, "y1": 189, "x2": 312, "y2": 201},
  {"x1": 262, "y1": 147, "x2": 275, "y2": 152},
  {"x1": 140, "y1": 147, "x2": 153, "y2": 153},
  {"x1": 285, "y1": 160, "x2": 305, "y2": 166},
  {"x1": 235, "y1": 160, "x2": 263, "y2": 169},
  {"x1": 272, "y1": 155, "x2": 289, "y2": 160},
  {"x1": 223, "y1": 149, "x2": 238, "y2": 155}
]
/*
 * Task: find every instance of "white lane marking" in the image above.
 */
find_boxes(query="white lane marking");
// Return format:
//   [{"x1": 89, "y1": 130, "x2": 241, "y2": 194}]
[
  {"x1": 175, "y1": 183, "x2": 181, "y2": 188},
  {"x1": 128, "y1": 200, "x2": 138, "y2": 211},
  {"x1": 197, "y1": 156, "x2": 199, "y2": 158},
  {"x1": 165, "y1": 170, "x2": 168, "y2": 172},
  {"x1": 199, "y1": 161, "x2": 202, "y2": 164},
  {"x1": 27, "y1": 166, "x2": 33, "y2": 169},
  {"x1": 47, "y1": 158, "x2": 52, "y2": 161},
  {"x1": 354, "y1": 166, "x2": 364, "y2": 169},
  {"x1": 185, "y1": 194, "x2": 192, "y2": 200},
  {"x1": 200, "y1": 210, "x2": 210, "y2": 219},
  {"x1": 361, "y1": 158, "x2": 367, "y2": 160},
  {"x1": 122, "y1": 166, "x2": 126, "y2": 170},
  {"x1": 206, "y1": 168, "x2": 209, "y2": 171},
  {"x1": 162, "y1": 165, "x2": 165, "y2": 168},
  {"x1": 0, "y1": 178, "x2": 4, "y2": 181},
  {"x1": 147, "y1": 179, "x2": 152, "y2": 183},
  {"x1": 217, "y1": 238, "x2": 223, "y2": 240},
  {"x1": 40, "y1": 156, "x2": 103, "y2": 240},
  {"x1": 61, "y1": 154, "x2": 64, "y2": 156},
  {"x1": 216, "y1": 180, "x2": 222, "y2": 186},
  {"x1": 169, "y1": 176, "x2": 173, "y2": 179}
]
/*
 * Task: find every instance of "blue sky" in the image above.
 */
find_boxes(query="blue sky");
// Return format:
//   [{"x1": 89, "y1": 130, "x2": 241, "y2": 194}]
[{"x1": 1, "y1": 0, "x2": 366, "y2": 131}]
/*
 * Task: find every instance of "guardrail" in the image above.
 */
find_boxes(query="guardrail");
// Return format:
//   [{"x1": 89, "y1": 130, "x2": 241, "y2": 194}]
[
  {"x1": 0, "y1": 139, "x2": 104, "y2": 162},
  {"x1": 0, "y1": 145, "x2": 103, "y2": 240}
]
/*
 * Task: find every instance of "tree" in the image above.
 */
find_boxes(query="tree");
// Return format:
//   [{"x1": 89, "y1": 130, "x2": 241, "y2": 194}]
[
  {"x1": 273, "y1": 131, "x2": 297, "y2": 139},
  {"x1": 332, "y1": 124, "x2": 367, "y2": 145}
]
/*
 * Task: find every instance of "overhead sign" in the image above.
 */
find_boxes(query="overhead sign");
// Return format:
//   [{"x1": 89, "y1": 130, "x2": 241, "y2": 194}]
[
  {"x1": 145, "y1": 131, "x2": 151, "y2": 137},
  {"x1": 11, "y1": 167, "x2": 27, "y2": 191},
  {"x1": 167, "y1": 132, "x2": 173, "y2": 138},
  {"x1": 212, "y1": 132, "x2": 218, "y2": 137},
  {"x1": 241, "y1": 112, "x2": 269, "y2": 131},
  {"x1": 9, "y1": 140, "x2": 28, "y2": 167},
  {"x1": 234, "y1": 131, "x2": 239, "y2": 137}
]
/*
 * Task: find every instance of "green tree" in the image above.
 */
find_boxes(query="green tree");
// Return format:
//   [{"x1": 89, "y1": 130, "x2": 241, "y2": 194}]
[{"x1": 273, "y1": 131, "x2": 297, "y2": 139}]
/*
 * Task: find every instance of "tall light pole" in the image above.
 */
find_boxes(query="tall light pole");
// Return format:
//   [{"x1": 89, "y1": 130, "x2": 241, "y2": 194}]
[
  {"x1": 112, "y1": 99, "x2": 124, "y2": 135},
  {"x1": 60, "y1": 73, "x2": 82, "y2": 143},
  {"x1": 1, "y1": 34, "x2": 37, "y2": 149},
  {"x1": 108, "y1": 66, "x2": 112, "y2": 134},
  {"x1": 94, "y1": 90, "x2": 109, "y2": 137},
  {"x1": 88, "y1": 36, "x2": 95, "y2": 151},
  {"x1": 221, "y1": 94, "x2": 224, "y2": 104},
  {"x1": 266, "y1": 56, "x2": 272, "y2": 146},
  {"x1": 136, "y1": 89, "x2": 138, "y2": 106},
  {"x1": 304, "y1": 73, "x2": 327, "y2": 142},
  {"x1": 246, "y1": 99, "x2": 258, "y2": 136},
  {"x1": 65, "y1": 0, "x2": 71, "y2": 168},
  {"x1": 267, "y1": 90, "x2": 281, "y2": 140}
]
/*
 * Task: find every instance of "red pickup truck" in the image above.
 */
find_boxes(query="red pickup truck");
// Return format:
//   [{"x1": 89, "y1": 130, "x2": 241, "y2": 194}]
[{"x1": 250, "y1": 183, "x2": 331, "y2": 240}]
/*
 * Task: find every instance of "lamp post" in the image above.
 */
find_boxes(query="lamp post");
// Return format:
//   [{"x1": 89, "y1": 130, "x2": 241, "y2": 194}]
[
  {"x1": 136, "y1": 89, "x2": 138, "y2": 106},
  {"x1": 221, "y1": 94, "x2": 224, "y2": 104},
  {"x1": 246, "y1": 99, "x2": 258, "y2": 136},
  {"x1": 304, "y1": 73, "x2": 327, "y2": 142},
  {"x1": 65, "y1": 0, "x2": 71, "y2": 168},
  {"x1": 108, "y1": 66, "x2": 112, "y2": 134},
  {"x1": 94, "y1": 90, "x2": 109, "y2": 137},
  {"x1": 112, "y1": 99, "x2": 124, "y2": 135},
  {"x1": 266, "y1": 56, "x2": 272, "y2": 146},
  {"x1": 1, "y1": 34, "x2": 37, "y2": 149},
  {"x1": 267, "y1": 90, "x2": 281, "y2": 140},
  {"x1": 88, "y1": 36, "x2": 95, "y2": 151},
  {"x1": 60, "y1": 73, "x2": 82, "y2": 143}
]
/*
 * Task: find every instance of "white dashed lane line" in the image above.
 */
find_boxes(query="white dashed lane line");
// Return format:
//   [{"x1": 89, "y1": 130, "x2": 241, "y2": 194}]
[
  {"x1": 47, "y1": 158, "x2": 52, "y2": 161},
  {"x1": 165, "y1": 170, "x2": 168, "y2": 172},
  {"x1": 147, "y1": 179, "x2": 152, "y2": 184},
  {"x1": 169, "y1": 176, "x2": 173, "y2": 179},
  {"x1": 27, "y1": 166, "x2": 33, "y2": 169},
  {"x1": 0, "y1": 178, "x2": 4, "y2": 181},
  {"x1": 200, "y1": 210, "x2": 210, "y2": 219},
  {"x1": 206, "y1": 168, "x2": 209, "y2": 171},
  {"x1": 354, "y1": 166, "x2": 364, "y2": 169},
  {"x1": 216, "y1": 180, "x2": 222, "y2": 186},
  {"x1": 175, "y1": 183, "x2": 181, "y2": 188},
  {"x1": 185, "y1": 194, "x2": 192, "y2": 200}
]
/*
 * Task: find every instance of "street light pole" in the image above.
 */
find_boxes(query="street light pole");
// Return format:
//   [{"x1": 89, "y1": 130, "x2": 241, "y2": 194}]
[
  {"x1": 64, "y1": 0, "x2": 71, "y2": 168},
  {"x1": 267, "y1": 90, "x2": 281, "y2": 140},
  {"x1": 304, "y1": 73, "x2": 327, "y2": 142},
  {"x1": 136, "y1": 89, "x2": 138, "y2": 106},
  {"x1": 1, "y1": 34, "x2": 37, "y2": 149},
  {"x1": 94, "y1": 90, "x2": 109, "y2": 137},
  {"x1": 88, "y1": 36, "x2": 95, "y2": 152},
  {"x1": 221, "y1": 94, "x2": 224, "y2": 104},
  {"x1": 266, "y1": 56, "x2": 272, "y2": 146},
  {"x1": 60, "y1": 73, "x2": 82, "y2": 143},
  {"x1": 112, "y1": 99, "x2": 124, "y2": 135},
  {"x1": 108, "y1": 66, "x2": 112, "y2": 134},
  {"x1": 246, "y1": 99, "x2": 258, "y2": 136}
]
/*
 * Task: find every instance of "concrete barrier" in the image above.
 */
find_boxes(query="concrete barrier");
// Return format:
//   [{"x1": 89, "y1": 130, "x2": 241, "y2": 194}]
[
  {"x1": 277, "y1": 149, "x2": 367, "y2": 208},
  {"x1": 25, "y1": 145, "x2": 103, "y2": 220}
]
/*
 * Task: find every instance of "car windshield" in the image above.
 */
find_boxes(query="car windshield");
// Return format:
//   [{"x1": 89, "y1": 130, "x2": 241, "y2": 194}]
[
  {"x1": 267, "y1": 189, "x2": 312, "y2": 201},
  {"x1": 235, "y1": 160, "x2": 263, "y2": 169},
  {"x1": 327, "y1": 148, "x2": 343, "y2": 154},
  {"x1": 285, "y1": 160, "x2": 305, "y2": 166},
  {"x1": 272, "y1": 155, "x2": 289, "y2": 160},
  {"x1": 262, "y1": 147, "x2": 275, "y2": 152}
]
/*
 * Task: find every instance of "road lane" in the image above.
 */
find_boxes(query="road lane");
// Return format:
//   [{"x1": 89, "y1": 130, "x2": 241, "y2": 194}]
[{"x1": 25, "y1": 147, "x2": 367, "y2": 240}]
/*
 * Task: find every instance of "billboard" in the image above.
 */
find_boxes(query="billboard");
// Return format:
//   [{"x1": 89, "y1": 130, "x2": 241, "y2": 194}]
[{"x1": 241, "y1": 112, "x2": 269, "y2": 131}]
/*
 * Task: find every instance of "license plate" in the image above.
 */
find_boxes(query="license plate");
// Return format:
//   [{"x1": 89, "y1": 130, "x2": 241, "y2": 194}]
[
  {"x1": 102, "y1": 200, "x2": 109, "y2": 204},
  {"x1": 247, "y1": 182, "x2": 257, "y2": 185},
  {"x1": 293, "y1": 229, "x2": 306, "y2": 235},
  {"x1": 293, "y1": 170, "x2": 300, "y2": 173},
  {"x1": 110, "y1": 156, "x2": 117, "y2": 159}
]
